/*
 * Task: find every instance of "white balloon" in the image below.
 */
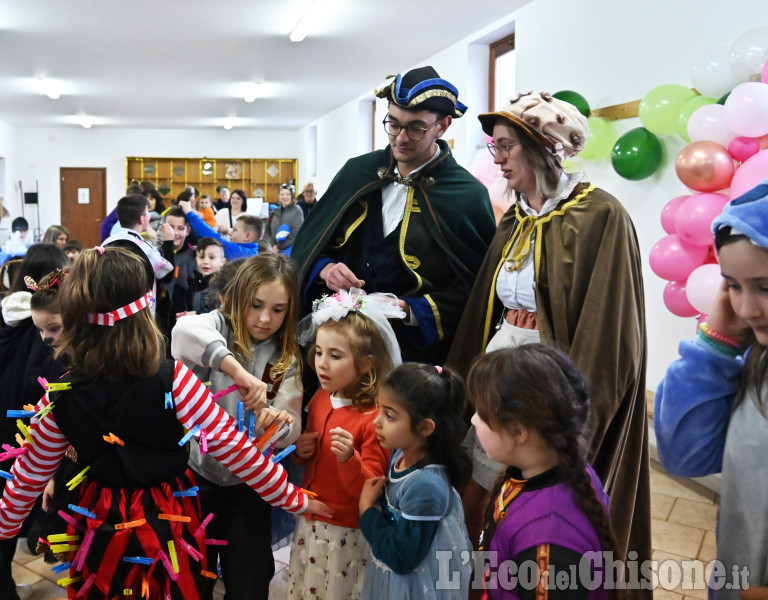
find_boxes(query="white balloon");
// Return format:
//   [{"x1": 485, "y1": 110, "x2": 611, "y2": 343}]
[
  {"x1": 691, "y1": 46, "x2": 742, "y2": 98},
  {"x1": 687, "y1": 104, "x2": 737, "y2": 147},
  {"x1": 685, "y1": 264, "x2": 722, "y2": 315},
  {"x1": 730, "y1": 27, "x2": 768, "y2": 81}
]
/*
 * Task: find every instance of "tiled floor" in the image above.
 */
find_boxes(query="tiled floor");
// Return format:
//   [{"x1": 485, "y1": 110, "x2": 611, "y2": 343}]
[{"x1": 11, "y1": 460, "x2": 718, "y2": 599}]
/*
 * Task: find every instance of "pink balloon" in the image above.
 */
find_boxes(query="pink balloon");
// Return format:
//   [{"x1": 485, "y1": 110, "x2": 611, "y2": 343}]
[
  {"x1": 728, "y1": 136, "x2": 761, "y2": 162},
  {"x1": 660, "y1": 195, "x2": 689, "y2": 234},
  {"x1": 688, "y1": 104, "x2": 737, "y2": 147},
  {"x1": 649, "y1": 234, "x2": 709, "y2": 281},
  {"x1": 723, "y1": 82, "x2": 768, "y2": 138},
  {"x1": 730, "y1": 148, "x2": 768, "y2": 198},
  {"x1": 675, "y1": 141, "x2": 735, "y2": 193},
  {"x1": 674, "y1": 193, "x2": 729, "y2": 246},
  {"x1": 663, "y1": 280, "x2": 700, "y2": 317},
  {"x1": 685, "y1": 263, "x2": 723, "y2": 314}
]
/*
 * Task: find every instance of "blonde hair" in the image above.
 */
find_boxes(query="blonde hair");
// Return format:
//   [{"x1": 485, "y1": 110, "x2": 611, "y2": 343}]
[
  {"x1": 58, "y1": 247, "x2": 164, "y2": 382},
  {"x1": 308, "y1": 312, "x2": 393, "y2": 408},
  {"x1": 220, "y1": 254, "x2": 301, "y2": 382}
]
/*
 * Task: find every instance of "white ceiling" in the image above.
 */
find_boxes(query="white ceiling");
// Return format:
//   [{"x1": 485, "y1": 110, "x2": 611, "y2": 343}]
[{"x1": 0, "y1": 0, "x2": 520, "y2": 130}]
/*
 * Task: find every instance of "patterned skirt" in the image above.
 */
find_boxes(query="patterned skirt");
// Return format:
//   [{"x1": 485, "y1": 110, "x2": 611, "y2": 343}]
[{"x1": 286, "y1": 517, "x2": 368, "y2": 600}]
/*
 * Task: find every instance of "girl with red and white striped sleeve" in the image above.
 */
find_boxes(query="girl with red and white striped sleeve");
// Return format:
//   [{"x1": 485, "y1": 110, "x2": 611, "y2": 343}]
[{"x1": 0, "y1": 246, "x2": 331, "y2": 600}]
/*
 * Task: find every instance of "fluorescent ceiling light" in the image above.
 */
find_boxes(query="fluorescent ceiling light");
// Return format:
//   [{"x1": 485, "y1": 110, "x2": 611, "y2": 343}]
[
  {"x1": 37, "y1": 76, "x2": 61, "y2": 99},
  {"x1": 290, "y1": 0, "x2": 326, "y2": 42},
  {"x1": 244, "y1": 82, "x2": 263, "y2": 103},
  {"x1": 77, "y1": 114, "x2": 92, "y2": 128},
  {"x1": 223, "y1": 117, "x2": 236, "y2": 130}
]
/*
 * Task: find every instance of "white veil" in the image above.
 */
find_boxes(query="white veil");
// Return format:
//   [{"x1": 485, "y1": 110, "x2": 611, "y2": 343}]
[{"x1": 297, "y1": 288, "x2": 405, "y2": 366}]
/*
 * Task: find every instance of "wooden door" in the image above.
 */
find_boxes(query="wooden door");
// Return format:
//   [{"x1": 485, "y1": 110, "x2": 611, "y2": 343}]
[{"x1": 60, "y1": 168, "x2": 106, "y2": 248}]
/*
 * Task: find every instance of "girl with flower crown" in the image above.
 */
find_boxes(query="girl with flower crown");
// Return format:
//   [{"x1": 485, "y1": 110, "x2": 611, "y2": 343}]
[
  {"x1": 286, "y1": 288, "x2": 403, "y2": 600},
  {"x1": 0, "y1": 247, "x2": 331, "y2": 599}
]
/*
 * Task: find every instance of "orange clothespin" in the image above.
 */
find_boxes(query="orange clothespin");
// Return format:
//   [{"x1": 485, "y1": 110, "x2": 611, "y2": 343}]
[
  {"x1": 102, "y1": 432, "x2": 125, "y2": 446},
  {"x1": 158, "y1": 513, "x2": 191, "y2": 523},
  {"x1": 114, "y1": 518, "x2": 146, "y2": 530}
]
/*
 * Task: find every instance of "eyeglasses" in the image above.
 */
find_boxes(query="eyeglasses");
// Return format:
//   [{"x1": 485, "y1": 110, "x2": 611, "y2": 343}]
[
  {"x1": 382, "y1": 117, "x2": 441, "y2": 141},
  {"x1": 487, "y1": 141, "x2": 520, "y2": 158}
]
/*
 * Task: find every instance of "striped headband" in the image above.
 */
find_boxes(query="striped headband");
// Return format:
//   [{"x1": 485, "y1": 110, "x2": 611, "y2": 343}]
[{"x1": 86, "y1": 291, "x2": 154, "y2": 326}]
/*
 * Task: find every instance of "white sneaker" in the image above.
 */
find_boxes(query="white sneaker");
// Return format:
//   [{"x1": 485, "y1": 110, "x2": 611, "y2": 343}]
[{"x1": 16, "y1": 583, "x2": 33, "y2": 600}]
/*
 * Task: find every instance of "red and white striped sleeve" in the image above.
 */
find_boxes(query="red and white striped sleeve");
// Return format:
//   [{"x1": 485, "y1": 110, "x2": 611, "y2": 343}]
[
  {"x1": 0, "y1": 403, "x2": 69, "y2": 538},
  {"x1": 172, "y1": 361, "x2": 307, "y2": 514}
]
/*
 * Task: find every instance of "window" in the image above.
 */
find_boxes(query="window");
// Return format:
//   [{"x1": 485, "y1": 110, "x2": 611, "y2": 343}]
[{"x1": 490, "y1": 33, "x2": 515, "y2": 111}]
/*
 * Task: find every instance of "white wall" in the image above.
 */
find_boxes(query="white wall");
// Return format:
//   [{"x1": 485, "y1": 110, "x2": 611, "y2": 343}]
[
  {"x1": 0, "y1": 118, "x2": 18, "y2": 215},
  {"x1": 14, "y1": 128, "x2": 301, "y2": 230}
]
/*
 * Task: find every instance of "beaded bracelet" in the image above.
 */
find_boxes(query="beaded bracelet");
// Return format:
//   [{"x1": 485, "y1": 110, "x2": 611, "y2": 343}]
[
  {"x1": 699, "y1": 322, "x2": 742, "y2": 349},
  {"x1": 697, "y1": 328, "x2": 740, "y2": 357}
]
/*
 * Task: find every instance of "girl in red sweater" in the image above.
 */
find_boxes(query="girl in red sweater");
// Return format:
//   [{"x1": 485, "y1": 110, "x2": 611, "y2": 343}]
[{"x1": 287, "y1": 289, "x2": 404, "y2": 600}]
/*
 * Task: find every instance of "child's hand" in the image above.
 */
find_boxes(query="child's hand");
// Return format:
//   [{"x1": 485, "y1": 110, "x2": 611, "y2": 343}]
[
  {"x1": 295, "y1": 431, "x2": 320, "y2": 459},
  {"x1": 42, "y1": 478, "x2": 55, "y2": 512},
  {"x1": 329, "y1": 427, "x2": 354, "y2": 463},
  {"x1": 305, "y1": 498, "x2": 334, "y2": 520},
  {"x1": 707, "y1": 279, "x2": 753, "y2": 344},
  {"x1": 359, "y1": 476, "x2": 386, "y2": 515},
  {"x1": 222, "y1": 360, "x2": 267, "y2": 413},
  {"x1": 256, "y1": 408, "x2": 292, "y2": 432},
  {"x1": 160, "y1": 223, "x2": 174, "y2": 242}
]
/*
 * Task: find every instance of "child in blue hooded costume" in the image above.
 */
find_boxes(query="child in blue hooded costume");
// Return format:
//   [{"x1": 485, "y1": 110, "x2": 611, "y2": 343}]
[{"x1": 655, "y1": 179, "x2": 768, "y2": 600}]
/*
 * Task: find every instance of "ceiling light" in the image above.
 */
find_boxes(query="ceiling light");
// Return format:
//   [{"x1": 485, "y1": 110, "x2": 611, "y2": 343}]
[
  {"x1": 77, "y1": 114, "x2": 92, "y2": 128},
  {"x1": 290, "y1": 0, "x2": 327, "y2": 42},
  {"x1": 244, "y1": 82, "x2": 263, "y2": 103},
  {"x1": 223, "y1": 117, "x2": 236, "y2": 130},
  {"x1": 36, "y1": 76, "x2": 61, "y2": 99}
]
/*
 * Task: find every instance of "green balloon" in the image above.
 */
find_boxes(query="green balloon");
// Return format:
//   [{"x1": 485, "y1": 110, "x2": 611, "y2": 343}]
[
  {"x1": 581, "y1": 117, "x2": 619, "y2": 161},
  {"x1": 639, "y1": 84, "x2": 697, "y2": 135},
  {"x1": 676, "y1": 95, "x2": 716, "y2": 142},
  {"x1": 717, "y1": 92, "x2": 730, "y2": 105},
  {"x1": 611, "y1": 127, "x2": 663, "y2": 180},
  {"x1": 552, "y1": 90, "x2": 591, "y2": 118}
]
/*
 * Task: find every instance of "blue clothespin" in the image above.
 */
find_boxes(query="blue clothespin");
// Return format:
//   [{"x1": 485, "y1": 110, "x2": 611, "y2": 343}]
[
  {"x1": 173, "y1": 486, "x2": 199, "y2": 498},
  {"x1": 248, "y1": 411, "x2": 255, "y2": 440},
  {"x1": 51, "y1": 562, "x2": 71, "y2": 574},
  {"x1": 0, "y1": 470, "x2": 13, "y2": 480},
  {"x1": 165, "y1": 392, "x2": 173, "y2": 410},
  {"x1": 68, "y1": 504, "x2": 97, "y2": 519},
  {"x1": 237, "y1": 402, "x2": 244, "y2": 433},
  {"x1": 6, "y1": 410, "x2": 35, "y2": 418},
  {"x1": 178, "y1": 425, "x2": 201, "y2": 447},
  {"x1": 123, "y1": 556, "x2": 155, "y2": 565},
  {"x1": 271, "y1": 444, "x2": 296, "y2": 463}
]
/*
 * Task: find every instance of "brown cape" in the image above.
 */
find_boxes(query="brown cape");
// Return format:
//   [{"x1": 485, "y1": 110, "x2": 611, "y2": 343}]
[{"x1": 448, "y1": 183, "x2": 651, "y2": 588}]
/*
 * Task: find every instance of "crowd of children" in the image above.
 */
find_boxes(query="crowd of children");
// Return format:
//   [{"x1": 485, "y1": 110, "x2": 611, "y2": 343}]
[{"x1": 5, "y1": 179, "x2": 768, "y2": 600}]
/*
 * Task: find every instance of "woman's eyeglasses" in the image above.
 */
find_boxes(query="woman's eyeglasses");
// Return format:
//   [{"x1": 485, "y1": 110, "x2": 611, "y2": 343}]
[{"x1": 487, "y1": 141, "x2": 520, "y2": 158}]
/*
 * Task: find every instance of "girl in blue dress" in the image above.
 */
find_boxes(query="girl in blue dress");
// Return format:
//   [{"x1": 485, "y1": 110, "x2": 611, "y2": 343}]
[{"x1": 358, "y1": 363, "x2": 472, "y2": 599}]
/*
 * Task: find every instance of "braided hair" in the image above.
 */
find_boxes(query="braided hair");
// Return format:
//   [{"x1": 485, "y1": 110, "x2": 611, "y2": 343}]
[
  {"x1": 467, "y1": 344, "x2": 617, "y2": 581},
  {"x1": 381, "y1": 363, "x2": 471, "y2": 489}
]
